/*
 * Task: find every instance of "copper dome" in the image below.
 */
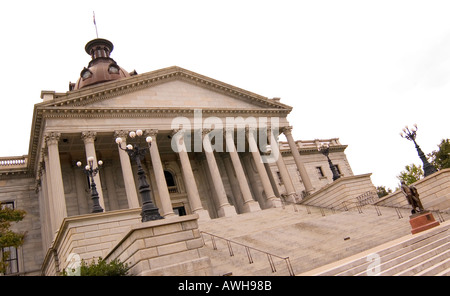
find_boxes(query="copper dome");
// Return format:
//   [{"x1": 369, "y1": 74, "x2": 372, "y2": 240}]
[{"x1": 71, "y1": 38, "x2": 130, "y2": 90}]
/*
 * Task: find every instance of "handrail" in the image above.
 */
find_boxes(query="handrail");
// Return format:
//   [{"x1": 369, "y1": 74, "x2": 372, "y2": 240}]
[
  {"x1": 280, "y1": 195, "x2": 445, "y2": 223},
  {"x1": 200, "y1": 230, "x2": 295, "y2": 276}
]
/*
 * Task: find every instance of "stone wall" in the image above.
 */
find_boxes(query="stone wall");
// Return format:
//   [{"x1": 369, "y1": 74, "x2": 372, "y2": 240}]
[
  {"x1": 0, "y1": 176, "x2": 43, "y2": 275},
  {"x1": 105, "y1": 214, "x2": 212, "y2": 276},
  {"x1": 375, "y1": 168, "x2": 450, "y2": 212},
  {"x1": 41, "y1": 208, "x2": 141, "y2": 275},
  {"x1": 298, "y1": 173, "x2": 377, "y2": 210}
]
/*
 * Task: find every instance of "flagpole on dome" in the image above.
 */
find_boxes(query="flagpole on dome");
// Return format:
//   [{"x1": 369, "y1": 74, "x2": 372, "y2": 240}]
[{"x1": 93, "y1": 11, "x2": 99, "y2": 38}]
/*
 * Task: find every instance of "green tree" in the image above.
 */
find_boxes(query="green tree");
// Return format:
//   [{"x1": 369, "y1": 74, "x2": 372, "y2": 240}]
[
  {"x1": 0, "y1": 203, "x2": 26, "y2": 274},
  {"x1": 376, "y1": 186, "x2": 392, "y2": 198},
  {"x1": 397, "y1": 163, "x2": 424, "y2": 185},
  {"x1": 428, "y1": 138, "x2": 450, "y2": 170}
]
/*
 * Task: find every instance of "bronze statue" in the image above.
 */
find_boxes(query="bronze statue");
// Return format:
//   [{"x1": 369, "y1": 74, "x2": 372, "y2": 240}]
[{"x1": 400, "y1": 181, "x2": 425, "y2": 214}]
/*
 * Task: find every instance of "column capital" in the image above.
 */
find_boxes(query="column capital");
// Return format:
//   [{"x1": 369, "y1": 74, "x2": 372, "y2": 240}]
[
  {"x1": 114, "y1": 130, "x2": 129, "y2": 140},
  {"x1": 245, "y1": 126, "x2": 257, "y2": 133},
  {"x1": 144, "y1": 129, "x2": 159, "y2": 138},
  {"x1": 202, "y1": 128, "x2": 212, "y2": 137},
  {"x1": 44, "y1": 132, "x2": 61, "y2": 146},
  {"x1": 282, "y1": 126, "x2": 293, "y2": 136},
  {"x1": 81, "y1": 131, "x2": 97, "y2": 143},
  {"x1": 171, "y1": 128, "x2": 185, "y2": 137}
]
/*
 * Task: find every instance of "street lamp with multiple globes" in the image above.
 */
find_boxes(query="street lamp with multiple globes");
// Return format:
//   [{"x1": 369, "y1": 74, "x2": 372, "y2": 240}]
[
  {"x1": 115, "y1": 129, "x2": 163, "y2": 222},
  {"x1": 400, "y1": 124, "x2": 437, "y2": 177},
  {"x1": 317, "y1": 143, "x2": 340, "y2": 181},
  {"x1": 76, "y1": 156, "x2": 104, "y2": 213}
]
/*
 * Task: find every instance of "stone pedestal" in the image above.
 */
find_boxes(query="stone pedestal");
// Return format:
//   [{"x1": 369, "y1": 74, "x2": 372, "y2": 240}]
[{"x1": 409, "y1": 211, "x2": 440, "y2": 235}]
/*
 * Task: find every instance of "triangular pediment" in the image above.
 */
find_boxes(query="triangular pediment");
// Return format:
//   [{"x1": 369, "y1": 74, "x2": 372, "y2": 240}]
[{"x1": 40, "y1": 66, "x2": 292, "y2": 112}]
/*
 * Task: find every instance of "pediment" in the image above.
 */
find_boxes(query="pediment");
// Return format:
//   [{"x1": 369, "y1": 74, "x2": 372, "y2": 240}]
[
  {"x1": 40, "y1": 66, "x2": 292, "y2": 112},
  {"x1": 88, "y1": 79, "x2": 268, "y2": 109}
]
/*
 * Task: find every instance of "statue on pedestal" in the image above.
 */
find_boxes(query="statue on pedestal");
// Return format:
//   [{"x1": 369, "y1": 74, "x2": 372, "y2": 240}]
[{"x1": 400, "y1": 181, "x2": 425, "y2": 214}]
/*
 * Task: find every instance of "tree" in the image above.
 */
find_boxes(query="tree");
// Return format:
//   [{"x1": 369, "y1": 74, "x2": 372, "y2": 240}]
[
  {"x1": 0, "y1": 203, "x2": 26, "y2": 274},
  {"x1": 428, "y1": 138, "x2": 450, "y2": 170},
  {"x1": 376, "y1": 186, "x2": 392, "y2": 198},
  {"x1": 397, "y1": 163, "x2": 424, "y2": 185}
]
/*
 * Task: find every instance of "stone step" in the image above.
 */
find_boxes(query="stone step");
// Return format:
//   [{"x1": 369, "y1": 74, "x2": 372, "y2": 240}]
[
  {"x1": 311, "y1": 220, "x2": 450, "y2": 276},
  {"x1": 199, "y1": 203, "x2": 415, "y2": 275},
  {"x1": 380, "y1": 243, "x2": 450, "y2": 276},
  {"x1": 408, "y1": 253, "x2": 450, "y2": 276},
  {"x1": 435, "y1": 265, "x2": 450, "y2": 276},
  {"x1": 333, "y1": 228, "x2": 450, "y2": 276}
]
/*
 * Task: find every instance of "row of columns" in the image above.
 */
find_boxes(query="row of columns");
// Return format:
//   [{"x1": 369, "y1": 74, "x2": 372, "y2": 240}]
[{"x1": 39, "y1": 126, "x2": 314, "y2": 238}]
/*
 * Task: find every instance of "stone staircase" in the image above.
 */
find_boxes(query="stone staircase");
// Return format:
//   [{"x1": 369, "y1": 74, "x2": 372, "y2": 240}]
[
  {"x1": 309, "y1": 220, "x2": 450, "y2": 276},
  {"x1": 197, "y1": 204, "x2": 443, "y2": 276}
]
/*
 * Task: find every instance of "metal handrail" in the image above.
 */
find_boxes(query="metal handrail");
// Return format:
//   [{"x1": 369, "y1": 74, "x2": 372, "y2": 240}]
[
  {"x1": 200, "y1": 230, "x2": 295, "y2": 276},
  {"x1": 281, "y1": 196, "x2": 445, "y2": 223}
]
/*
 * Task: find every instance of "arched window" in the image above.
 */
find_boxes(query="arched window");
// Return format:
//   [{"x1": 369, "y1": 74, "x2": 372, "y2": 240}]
[
  {"x1": 164, "y1": 170, "x2": 175, "y2": 186},
  {"x1": 164, "y1": 170, "x2": 177, "y2": 193}
]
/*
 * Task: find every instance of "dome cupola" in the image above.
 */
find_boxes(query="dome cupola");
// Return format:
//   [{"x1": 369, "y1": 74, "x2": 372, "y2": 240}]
[{"x1": 70, "y1": 38, "x2": 131, "y2": 90}]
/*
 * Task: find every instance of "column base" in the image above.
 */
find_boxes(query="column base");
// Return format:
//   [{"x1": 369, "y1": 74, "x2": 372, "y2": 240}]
[
  {"x1": 193, "y1": 208, "x2": 211, "y2": 221},
  {"x1": 242, "y1": 200, "x2": 261, "y2": 213},
  {"x1": 267, "y1": 197, "x2": 283, "y2": 208},
  {"x1": 409, "y1": 211, "x2": 440, "y2": 235},
  {"x1": 217, "y1": 204, "x2": 238, "y2": 218}
]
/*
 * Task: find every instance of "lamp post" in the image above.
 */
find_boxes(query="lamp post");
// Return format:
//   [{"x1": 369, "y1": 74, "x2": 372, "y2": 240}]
[
  {"x1": 318, "y1": 143, "x2": 340, "y2": 181},
  {"x1": 115, "y1": 129, "x2": 163, "y2": 222},
  {"x1": 76, "y1": 156, "x2": 104, "y2": 213},
  {"x1": 400, "y1": 124, "x2": 437, "y2": 177}
]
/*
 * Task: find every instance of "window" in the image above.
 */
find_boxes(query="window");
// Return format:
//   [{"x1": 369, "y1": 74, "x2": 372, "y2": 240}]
[
  {"x1": 173, "y1": 206, "x2": 186, "y2": 216},
  {"x1": 1, "y1": 202, "x2": 19, "y2": 275},
  {"x1": 316, "y1": 166, "x2": 325, "y2": 178},
  {"x1": 1, "y1": 246, "x2": 19, "y2": 274},
  {"x1": 164, "y1": 170, "x2": 177, "y2": 193},
  {"x1": 334, "y1": 164, "x2": 341, "y2": 175},
  {"x1": 164, "y1": 171, "x2": 175, "y2": 187}
]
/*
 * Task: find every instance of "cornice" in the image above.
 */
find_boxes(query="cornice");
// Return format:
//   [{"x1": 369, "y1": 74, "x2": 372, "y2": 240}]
[{"x1": 38, "y1": 106, "x2": 290, "y2": 119}]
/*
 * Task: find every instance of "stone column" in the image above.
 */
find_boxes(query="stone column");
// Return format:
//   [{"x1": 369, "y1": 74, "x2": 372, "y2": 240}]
[
  {"x1": 225, "y1": 128, "x2": 260, "y2": 212},
  {"x1": 283, "y1": 126, "x2": 314, "y2": 195},
  {"x1": 114, "y1": 130, "x2": 140, "y2": 209},
  {"x1": 145, "y1": 129, "x2": 175, "y2": 218},
  {"x1": 268, "y1": 129, "x2": 297, "y2": 202},
  {"x1": 42, "y1": 151, "x2": 56, "y2": 236},
  {"x1": 81, "y1": 131, "x2": 105, "y2": 210},
  {"x1": 172, "y1": 129, "x2": 210, "y2": 220},
  {"x1": 246, "y1": 127, "x2": 281, "y2": 208},
  {"x1": 44, "y1": 132, "x2": 67, "y2": 232},
  {"x1": 221, "y1": 154, "x2": 243, "y2": 212},
  {"x1": 202, "y1": 129, "x2": 237, "y2": 217},
  {"x1": 37, "y1": 162, "x2": 51, "y2": 251}
]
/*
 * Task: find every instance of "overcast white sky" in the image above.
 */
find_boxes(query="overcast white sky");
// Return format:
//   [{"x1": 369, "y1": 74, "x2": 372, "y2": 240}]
[{"x1": 0, "y1": 0, "x2": 448, "y2": 190}]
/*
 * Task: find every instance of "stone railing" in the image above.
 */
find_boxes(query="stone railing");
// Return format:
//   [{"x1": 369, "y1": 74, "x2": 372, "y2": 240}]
[
  {"x1": 298, "y1": 173, "x2": 377, "y2": 209},
  {"x1": 375, "y1": 168, "x2": 450, "y2": 212},
  {"x1": 0, "y1": 155, "x2": 28, "y2": 169}
]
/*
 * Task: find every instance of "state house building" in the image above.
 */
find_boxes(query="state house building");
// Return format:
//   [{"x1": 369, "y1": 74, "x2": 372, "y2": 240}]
[{"x1": 0, "y1": 38, "x2": 366, "y2": 276}]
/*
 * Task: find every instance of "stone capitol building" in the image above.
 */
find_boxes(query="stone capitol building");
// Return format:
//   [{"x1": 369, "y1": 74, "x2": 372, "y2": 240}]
[{"x1": 1, "y1": 38, "x2": 449, "y2": 276}]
